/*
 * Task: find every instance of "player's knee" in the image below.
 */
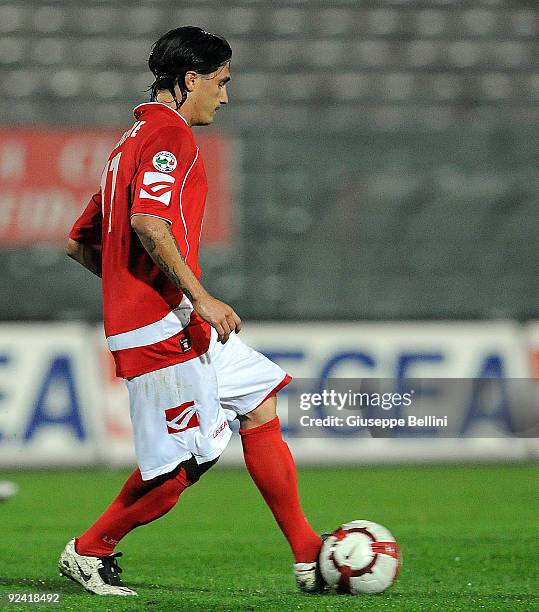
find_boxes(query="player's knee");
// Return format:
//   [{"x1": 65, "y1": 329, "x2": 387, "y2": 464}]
[
  {"x1": 240, "y1": 395, "x2": 278, "y2": 429},
  {"x1": 181, "y1": 455, "x2": 219, "y2": 484}
]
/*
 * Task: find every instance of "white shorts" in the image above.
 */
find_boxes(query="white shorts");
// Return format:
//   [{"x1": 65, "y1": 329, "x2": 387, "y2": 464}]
[{"x1": 125, "y1": 328, "x2": 290, "y2": 480}]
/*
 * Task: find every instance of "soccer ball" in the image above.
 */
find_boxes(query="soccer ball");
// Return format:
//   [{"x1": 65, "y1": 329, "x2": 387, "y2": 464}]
[
  {"x1": 0, "y1": 481, "x2": 18, "y2": 502},
  {"x1": 319, "y1": 520, "x2": 401, "y2": 594}
]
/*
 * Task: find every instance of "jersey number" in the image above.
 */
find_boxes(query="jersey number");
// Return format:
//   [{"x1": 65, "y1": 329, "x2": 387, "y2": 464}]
[{"x1": 100, "y1": 152, "x2": 122, "y2": 233}]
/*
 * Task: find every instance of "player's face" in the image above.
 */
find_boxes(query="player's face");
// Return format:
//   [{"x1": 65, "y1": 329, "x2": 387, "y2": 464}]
[{"x1": 189, "y1": 63, "x2": 230, "y2": 126}]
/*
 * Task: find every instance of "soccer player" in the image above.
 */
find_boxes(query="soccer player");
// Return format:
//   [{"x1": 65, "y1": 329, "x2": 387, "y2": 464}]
[{"x1": 59, "y1": 27, "x2": 322, "y2": 596}]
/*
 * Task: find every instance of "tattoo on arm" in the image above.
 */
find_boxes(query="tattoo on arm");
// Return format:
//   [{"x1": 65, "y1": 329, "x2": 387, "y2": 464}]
[
  {"x1": 139, "y1": 234, "x2": 156, "y2": 254},
  {"x1": 180, "y1": 286, "x2": 194, "y2": 302},
  {"x1": 138, "y1": 225, "x2": 193, "y2": 300},
  {"x1": 164, "y1": 225, "x2": 193, "y2": 300},
  {"x1": 154, "y1": 253, "x2": 183, "y2": 289},
  {"x1": 165, "y1": 224, "x2": 186, "y2": 263}
]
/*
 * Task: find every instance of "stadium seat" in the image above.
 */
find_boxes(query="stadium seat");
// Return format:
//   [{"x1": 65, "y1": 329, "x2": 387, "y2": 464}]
[
  {"x1": 32, "y1": 5, "x2": 65, "y2": 33},
  {"x1": 0, "y1": 37, "x2": 25, "y2": 64},
  {"x1": 78, "y1": 7, "x2": 120, "y2": 34},
  {"x1": 32, "y1": 38, "x2": 67, "y2": 66},
  {"x1": 461, "y1": 9, "x2": 496, "y2": 36},
  {"x1": 415, "y1": 9, "x2": 447, "y2": 36},
  {"x1": 511, "y1": 10, "x2": 536, "y2": 38},
  {"x1": 313, "y1": 9, "x2": 354, "y2": 36},
  {"x1": 0, "y1": 5, "x2": 25, "y2": 33},
  {"x1": 223, "y1": 7, "x2": 258, "y2": 35}
]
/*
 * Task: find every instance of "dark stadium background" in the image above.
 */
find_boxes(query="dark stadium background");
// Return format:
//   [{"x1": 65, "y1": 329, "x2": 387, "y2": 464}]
[
  {"x1": 0, "y1": 2, "x2": 537, "y2": 610},
  {"x1": 0, "y1": 0, "x2": 537, "y2": 322}
]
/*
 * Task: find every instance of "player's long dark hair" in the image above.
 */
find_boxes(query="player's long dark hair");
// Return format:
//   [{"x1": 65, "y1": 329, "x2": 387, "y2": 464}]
[{"x1": 148, "y1": 26, "x2": 232, "y2": 107}]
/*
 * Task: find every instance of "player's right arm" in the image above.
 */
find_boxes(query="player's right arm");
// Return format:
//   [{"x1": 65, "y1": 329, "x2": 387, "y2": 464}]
[
  {"x1": 131, "y1": 214, "x2": 241, "y2": 344},
  {"x1": 67, "y1": 191, "x2": 103, "y2": 278},
  {"x1": 66, "y1": 239, "x2": 102, "y2": 278}
]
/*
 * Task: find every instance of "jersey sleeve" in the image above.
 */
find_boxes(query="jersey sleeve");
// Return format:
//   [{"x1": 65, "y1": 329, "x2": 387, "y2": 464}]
[
  {"x1": 131, "y1": 126, "x2": 197, "y2": 225},
  {"x1": 69, "y1": 191, "x2": 102, "y2": 244}
]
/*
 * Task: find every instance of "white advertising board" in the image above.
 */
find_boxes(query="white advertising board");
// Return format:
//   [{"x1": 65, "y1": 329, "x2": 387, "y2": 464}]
[
  {"x1": 92, "y1": 326, "x2": 134, "y2": 467},
  {"x1": 93, "y1": 321, "x2": 534, "y2": 466},
  {"x1": 0, "y1": 324, "x2": 103, "y2": 466},
  {"x1": 239, "y1": 321, "x2": 529, "y2": 379},
  {"x1": 236, "y1": 321, "x2": 534, "y2": 463},
  {"x1": 0, "y1": 322, "x2": 533, "y2": 469}
]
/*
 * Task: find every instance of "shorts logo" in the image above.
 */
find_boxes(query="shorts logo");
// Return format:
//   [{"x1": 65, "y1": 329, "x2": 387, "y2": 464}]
[
  {"x1": 165, "y1": 400, "x2": 199, "y2": 434},
  {"x1": 213, "y1": 420, "x2": 229, "y2": 438},
  {"x1": 153, "y1": 151, "x2": 177, "y2": 173},
  {"x1": 139, "y1": 171, "x2": 175, "y2": 206}
]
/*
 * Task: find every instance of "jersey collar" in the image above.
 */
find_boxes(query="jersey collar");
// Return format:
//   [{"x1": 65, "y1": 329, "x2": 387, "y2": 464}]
[{"x1": 133, "y1": 102, "x2": 190, "y2": 127}]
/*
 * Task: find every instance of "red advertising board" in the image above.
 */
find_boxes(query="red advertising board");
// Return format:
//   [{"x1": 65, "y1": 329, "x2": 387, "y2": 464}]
[{"x1": 0, "y1": 128, "x2": 232, "y2": 246}]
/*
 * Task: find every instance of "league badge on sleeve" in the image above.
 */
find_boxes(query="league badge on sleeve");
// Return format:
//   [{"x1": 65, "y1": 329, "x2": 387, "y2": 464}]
[{"x1": 153, "y1": 151, "x2": 177, "y2": 173}]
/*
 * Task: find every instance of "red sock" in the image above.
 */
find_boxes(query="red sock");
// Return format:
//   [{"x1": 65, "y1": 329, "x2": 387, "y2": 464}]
[
  {"x1": 240, "y1": 416, "x2": 321, "y2": 563},
  {"x1": 76, "y1": 466, "x2": 191, "y2": 557}
]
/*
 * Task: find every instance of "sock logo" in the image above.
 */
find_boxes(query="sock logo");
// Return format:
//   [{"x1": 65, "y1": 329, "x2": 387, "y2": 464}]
[{"x1": 165, "y1": 401, "x2": 199, "y2": 434}]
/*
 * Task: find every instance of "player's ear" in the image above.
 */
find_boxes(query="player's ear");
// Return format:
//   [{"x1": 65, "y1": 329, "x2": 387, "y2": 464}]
[{"x1": 184, "y1": 71, "x2": 198, "y2": 92}]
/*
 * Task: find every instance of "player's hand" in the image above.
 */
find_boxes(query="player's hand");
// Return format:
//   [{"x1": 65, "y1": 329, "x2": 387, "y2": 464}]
[{"x1": 192, "y1": 293, "x2": 242, "y2": 344}]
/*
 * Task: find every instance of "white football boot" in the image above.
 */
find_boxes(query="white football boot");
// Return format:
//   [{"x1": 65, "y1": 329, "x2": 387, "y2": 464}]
[
  {"x1": 293, "y1": 534, "x2": 328, "y2": 594},
  {"x1": 59, "y1": 538, "x2": 137, "y2": 596},
  {"x1": 294, "y1": 562, "x2": 322, "y2": 593}
]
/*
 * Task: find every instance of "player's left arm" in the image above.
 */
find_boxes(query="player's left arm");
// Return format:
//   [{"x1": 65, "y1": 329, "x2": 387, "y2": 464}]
[{"x1": 67, "y1": 190, "x2": 103, "y2": 278}]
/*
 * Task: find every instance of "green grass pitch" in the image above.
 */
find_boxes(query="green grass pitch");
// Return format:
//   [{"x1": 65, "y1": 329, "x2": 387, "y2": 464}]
[{"x1": 0, "y1": 464, "x2": 537, "y2": 611}]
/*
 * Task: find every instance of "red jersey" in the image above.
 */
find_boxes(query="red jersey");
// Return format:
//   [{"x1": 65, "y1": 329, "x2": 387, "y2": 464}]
[{"x1": 70, "y1": 103, "x2": 211, "y2": 378}]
